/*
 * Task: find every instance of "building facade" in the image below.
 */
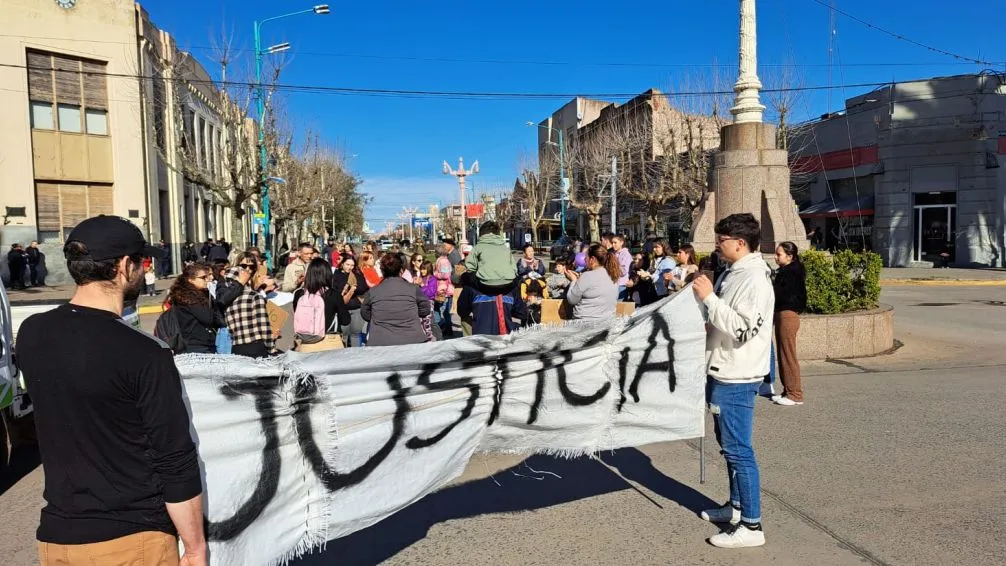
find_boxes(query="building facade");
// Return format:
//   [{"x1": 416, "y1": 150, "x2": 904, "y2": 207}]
[
  {"x1": 791, "y1": 73, "x2": 1006, "y2": 267},
  {"x1": 534, "y1": 90, "x2": 720, "y2": 245},
  {"x1": 0, "y1": 0, "x2": 248, "y2": 283}
]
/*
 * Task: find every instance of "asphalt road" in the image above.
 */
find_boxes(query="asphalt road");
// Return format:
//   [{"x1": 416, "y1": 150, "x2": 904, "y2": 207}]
[{"x1": 3, "y1": 286, "x2": 1006, "y2": 565}]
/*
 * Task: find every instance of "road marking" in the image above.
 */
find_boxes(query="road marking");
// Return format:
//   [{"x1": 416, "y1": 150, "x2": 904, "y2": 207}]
[{"x1": 882, "y1": 280, "x2": 1006, "y2": 287}]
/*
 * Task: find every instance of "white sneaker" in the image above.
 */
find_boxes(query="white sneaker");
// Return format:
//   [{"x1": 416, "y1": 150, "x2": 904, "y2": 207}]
[
  {"x1": 700, "y1": 503, "x2": 741, "y2": 525},
  {"x1": 708, "y1": 524, "x2": 766, "y2": 548},
  {"x1": 770, "y1": 394, "x2": 782, "y2": 402},
  {"x1": 774, "y1": 396, "x2": 803, "y2": 406}
]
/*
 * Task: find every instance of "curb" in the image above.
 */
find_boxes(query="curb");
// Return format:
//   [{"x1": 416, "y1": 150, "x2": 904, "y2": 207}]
[{"x1": 881, "y1": 279, "x2": 1006, "y2": 287}]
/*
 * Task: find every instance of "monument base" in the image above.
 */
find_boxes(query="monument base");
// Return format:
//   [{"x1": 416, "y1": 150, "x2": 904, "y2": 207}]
[{"x1": 692, "y1": 122, "x2": 809, "y2": 254}]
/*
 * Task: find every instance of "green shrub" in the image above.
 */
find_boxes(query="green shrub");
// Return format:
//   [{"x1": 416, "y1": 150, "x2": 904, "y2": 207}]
[{"x1": 803, "y1": 249, "x2": 882, "y2": 314}]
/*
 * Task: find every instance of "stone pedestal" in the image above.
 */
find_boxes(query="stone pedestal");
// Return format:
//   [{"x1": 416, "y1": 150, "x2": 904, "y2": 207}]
[{"x1": 692, "y1": 122, "x2": 809, "y2": 254}]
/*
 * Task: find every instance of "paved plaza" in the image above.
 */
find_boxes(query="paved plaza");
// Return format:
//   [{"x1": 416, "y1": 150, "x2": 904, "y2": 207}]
[{"x1": 3, "y1": 285, "x2": 1006, "y2": 565}]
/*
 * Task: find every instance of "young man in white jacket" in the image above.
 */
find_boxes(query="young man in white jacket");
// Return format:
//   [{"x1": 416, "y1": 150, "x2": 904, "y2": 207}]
[{"x1": 692, "y1": 213, "x2": 774, "y2": 548}]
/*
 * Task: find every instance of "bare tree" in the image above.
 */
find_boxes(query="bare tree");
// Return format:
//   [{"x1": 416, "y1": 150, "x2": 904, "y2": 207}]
[
  {"x1": 510, "y1": 152, "x2": 559, "y2": 246},
  {"x1": 148, "y1": 33, "x2": 285, "y2": 247},
  {"x1": 565, "y1": 105, "x2": 651, "y2": 241},
  {"x1": 613, "y1": 96, "x2": 724, "y2": 234},
  {"x1": 763, "y1": 62, "x2": 817, "y2": 198},
  {"x1": 270, "y1": 130, "x2": 365, "y2": 250}
]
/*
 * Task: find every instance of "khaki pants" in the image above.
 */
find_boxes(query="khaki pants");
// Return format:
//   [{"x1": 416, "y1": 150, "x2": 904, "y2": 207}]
[
  {"x1": 39, "y1": 531, "x2": 178, "y2": 566},
  {"x1": 774, "y1": 310, "x2": 803, "y2": 402}
]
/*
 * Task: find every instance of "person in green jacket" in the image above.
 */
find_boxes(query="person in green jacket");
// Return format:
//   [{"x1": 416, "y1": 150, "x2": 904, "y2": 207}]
[{"x1": 463, "y1": 221, "x2": 517, "y2": 288}]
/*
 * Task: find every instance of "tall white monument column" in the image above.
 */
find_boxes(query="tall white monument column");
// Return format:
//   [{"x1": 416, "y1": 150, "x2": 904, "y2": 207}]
[
  {"x1": 731, "y1": 0, "x2": 766, "y2": 124},
  {"x1": 690, "y1": 0, "x2": 808, "y2": 254}
]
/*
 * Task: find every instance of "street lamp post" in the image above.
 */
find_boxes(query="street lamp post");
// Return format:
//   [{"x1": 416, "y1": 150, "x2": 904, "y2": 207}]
[
  {"x1": 442, "y1": 157, "x2": 479, "y2": 245},
  {"x1": 253, "y1": 4, "x2": 330, "y2": 269},
  {"x1": 528, "y1": 122, "x2": 568, "y2": 237}
]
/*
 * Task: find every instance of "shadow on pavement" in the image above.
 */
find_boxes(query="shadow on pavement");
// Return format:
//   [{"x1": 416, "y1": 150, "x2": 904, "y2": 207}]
[
  {"x1": 294, "y1": 447, "x2": 715, "y2": 565},
  {"x1": 0, "y1": 444, "x2": 41, "y2": 497}
]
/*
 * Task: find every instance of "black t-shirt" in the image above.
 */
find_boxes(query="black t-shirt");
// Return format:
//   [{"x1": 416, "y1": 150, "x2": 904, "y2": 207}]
[{"x1": 16, "y1": 304, "x2": 202, "y2": 544}]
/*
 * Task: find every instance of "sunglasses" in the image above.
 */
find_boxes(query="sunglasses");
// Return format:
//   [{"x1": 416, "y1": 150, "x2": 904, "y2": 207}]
[
  {"x1": 239, "y1": 263, "x2": 256, "y2": 270},
  {"x1": 195, "y1": 274, "x2": 213, "y2": 281}
]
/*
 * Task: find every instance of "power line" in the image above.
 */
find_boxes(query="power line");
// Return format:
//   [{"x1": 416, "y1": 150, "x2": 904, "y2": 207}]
[
  {"x1": 5, "y1": 60, "x2": 1001, "y2": 107},
  {"x1": 0, "y1": 33, "x2": 997, "y2": 70},
  {"x1": 0, "y1": 60, "x2": 897, "y2": 100},
  {"x1": 808, "y1": 0, "x2": 999, "y2": 67}
]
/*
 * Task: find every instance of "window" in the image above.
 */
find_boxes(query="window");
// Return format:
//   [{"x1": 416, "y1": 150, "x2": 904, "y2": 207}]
[
  {"x1": 85, "y1": 109, "x2": 107, "y2": 135},
  {"x1": 26, "y1": 50, "x2": 108, "y2": 135},
  {"x1": 57, "y1": 104, "x2": 82, "y2": 133},
  {"x1": 30, "y1": 101, "x2": 54, "y2": 129},
  {"x1": 152, "y1": 75, "x2": 166, "y2": 150}
]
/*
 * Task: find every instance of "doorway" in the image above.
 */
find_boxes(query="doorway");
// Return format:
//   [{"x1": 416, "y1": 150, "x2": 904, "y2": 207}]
[{"x1": 913, "y1": 192, "x2": 957, "y2": 264}]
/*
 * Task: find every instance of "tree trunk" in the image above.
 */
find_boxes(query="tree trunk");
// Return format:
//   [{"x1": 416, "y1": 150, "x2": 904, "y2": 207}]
[
  {"x1": 529, "y1": 219, "x2": 540, "y2": 247},
  {"x1": 646, "y1": 214, "x2": 658, "y2": 233},
  {"x1": 231, "y1": 209, "x2": 247, "y2": 249}
]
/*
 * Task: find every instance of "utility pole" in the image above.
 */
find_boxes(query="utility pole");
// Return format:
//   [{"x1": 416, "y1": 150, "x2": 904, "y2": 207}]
[
  {"x1": 402, "y1": 206, "x2": 418, "y2": 241},
  {"x1": 610, "y1": 155, "x2": 617, "y2": 234},
  {"x1": 442, "y1": 157, "x2": 479, "y2": 245}
]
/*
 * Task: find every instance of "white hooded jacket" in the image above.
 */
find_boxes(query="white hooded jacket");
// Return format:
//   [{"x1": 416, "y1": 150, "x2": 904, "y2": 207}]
[{"x1": 702, "y1": 252, "x2": 775, "y2": 383}]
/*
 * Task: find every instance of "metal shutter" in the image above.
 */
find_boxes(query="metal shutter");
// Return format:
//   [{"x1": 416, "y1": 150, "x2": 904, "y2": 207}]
[
  {"x1": 60, "y1": 185, "x2": 87, "y2": 228},
  {"x1": 81, "y1": 60, "x2": 107, "y2": 110},
  {"x1": 35, "y1": 183, "x2": 61, "y2": 232},
  {"x1": 26, "y1": 51, "x2": 54, "y2": 103},
  {"x1": 52, "y1": 55, "x2": 81, "y2": 105},
  {"x1": 88, "y1": 185, "x2": 113, "y2": 216}
]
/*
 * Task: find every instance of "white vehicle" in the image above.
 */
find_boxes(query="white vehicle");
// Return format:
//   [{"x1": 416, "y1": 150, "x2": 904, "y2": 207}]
[{"x1": 1, "y1": 284, "x2": 34, "y2": 465}]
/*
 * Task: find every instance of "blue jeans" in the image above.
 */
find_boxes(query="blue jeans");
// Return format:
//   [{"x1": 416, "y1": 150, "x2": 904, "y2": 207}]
[
  {"x1": 769, "y1": 341, "x2": 776, "y2": 383},
  {"x1": 617, "y1": 285, "x2": 628, "y2": 301},
  {"x1": 707, "y1": 378, "x2": 761, "y2": 524},
  {"x1": 437, "y1": 297, "x2": 454, "y2": 338},
  {"x1": 215, "y1": 327, "x2": 232, "y2": 354}
]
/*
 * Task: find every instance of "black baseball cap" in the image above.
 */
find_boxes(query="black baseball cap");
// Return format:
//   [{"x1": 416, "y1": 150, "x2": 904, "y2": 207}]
[
  {"x1": 442, "y1": 238, "x2": 456, "y2": 246},
  {"x1": 65, "y1": 215, "x2": 164, "y2": 261}
]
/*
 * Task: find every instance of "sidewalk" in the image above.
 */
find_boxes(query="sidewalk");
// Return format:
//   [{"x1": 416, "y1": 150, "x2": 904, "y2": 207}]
[
  {"x1": 881, "y1": 267, "x2": 1006, "y2": 285},
  {"x1": 5, "y1": 277, "x2": 174, "y2": 313}
]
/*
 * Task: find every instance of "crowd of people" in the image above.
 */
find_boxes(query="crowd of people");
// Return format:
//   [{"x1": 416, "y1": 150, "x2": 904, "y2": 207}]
[
  {"x1": 152, "y1": 219, "x2": 811, "y2": 364},
  {"x1": 11, "y1": 212, "x2": 811, "y2": 563},
  {"x1": 4, "y1": 241, "x2": 46, "y2": 289}
]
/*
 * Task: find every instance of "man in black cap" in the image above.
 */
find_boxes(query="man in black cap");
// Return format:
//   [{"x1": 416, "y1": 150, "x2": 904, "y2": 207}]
[{"x1": 16, "y1": 215, "x2": 206, "y2": 566}]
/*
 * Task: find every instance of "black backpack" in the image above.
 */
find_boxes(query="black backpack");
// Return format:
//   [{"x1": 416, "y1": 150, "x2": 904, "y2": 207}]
[{"x1": 154, "y1": 308, "x2": 186, "y2": 353}]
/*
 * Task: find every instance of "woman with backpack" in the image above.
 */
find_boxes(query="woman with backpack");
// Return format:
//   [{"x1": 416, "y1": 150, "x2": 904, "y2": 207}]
[
  {"x1": 159, "y1": 262, "x2": 225, "y2": 354},
  {"x1": 293, "y1": 259, "x2": 350, "y2": 352}
]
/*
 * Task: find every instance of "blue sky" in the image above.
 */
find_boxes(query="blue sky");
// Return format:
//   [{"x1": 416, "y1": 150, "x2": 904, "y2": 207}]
[{"x1": 140, "y1": 0, "x2": 1005, "y2": 230}]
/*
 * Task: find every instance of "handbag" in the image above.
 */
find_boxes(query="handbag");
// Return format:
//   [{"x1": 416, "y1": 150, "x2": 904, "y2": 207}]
[{"x1": 295, "y1": 334, "x2": 345, "y2": 353}]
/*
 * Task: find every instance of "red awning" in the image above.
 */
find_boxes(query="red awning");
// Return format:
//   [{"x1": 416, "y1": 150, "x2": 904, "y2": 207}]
[{"x1": 799, "y1": 196, "x2": 875, "y2": 219}]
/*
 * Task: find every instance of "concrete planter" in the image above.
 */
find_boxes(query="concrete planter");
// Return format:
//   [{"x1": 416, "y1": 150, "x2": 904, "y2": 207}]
[{"x1": 795, "y1": 304, "x2": 895, "y2": 360}]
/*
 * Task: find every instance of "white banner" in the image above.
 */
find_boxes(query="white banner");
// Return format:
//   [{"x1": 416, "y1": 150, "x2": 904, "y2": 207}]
[{"x1": 176, "y1": 289, "x2": 708, "y2": 566}]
